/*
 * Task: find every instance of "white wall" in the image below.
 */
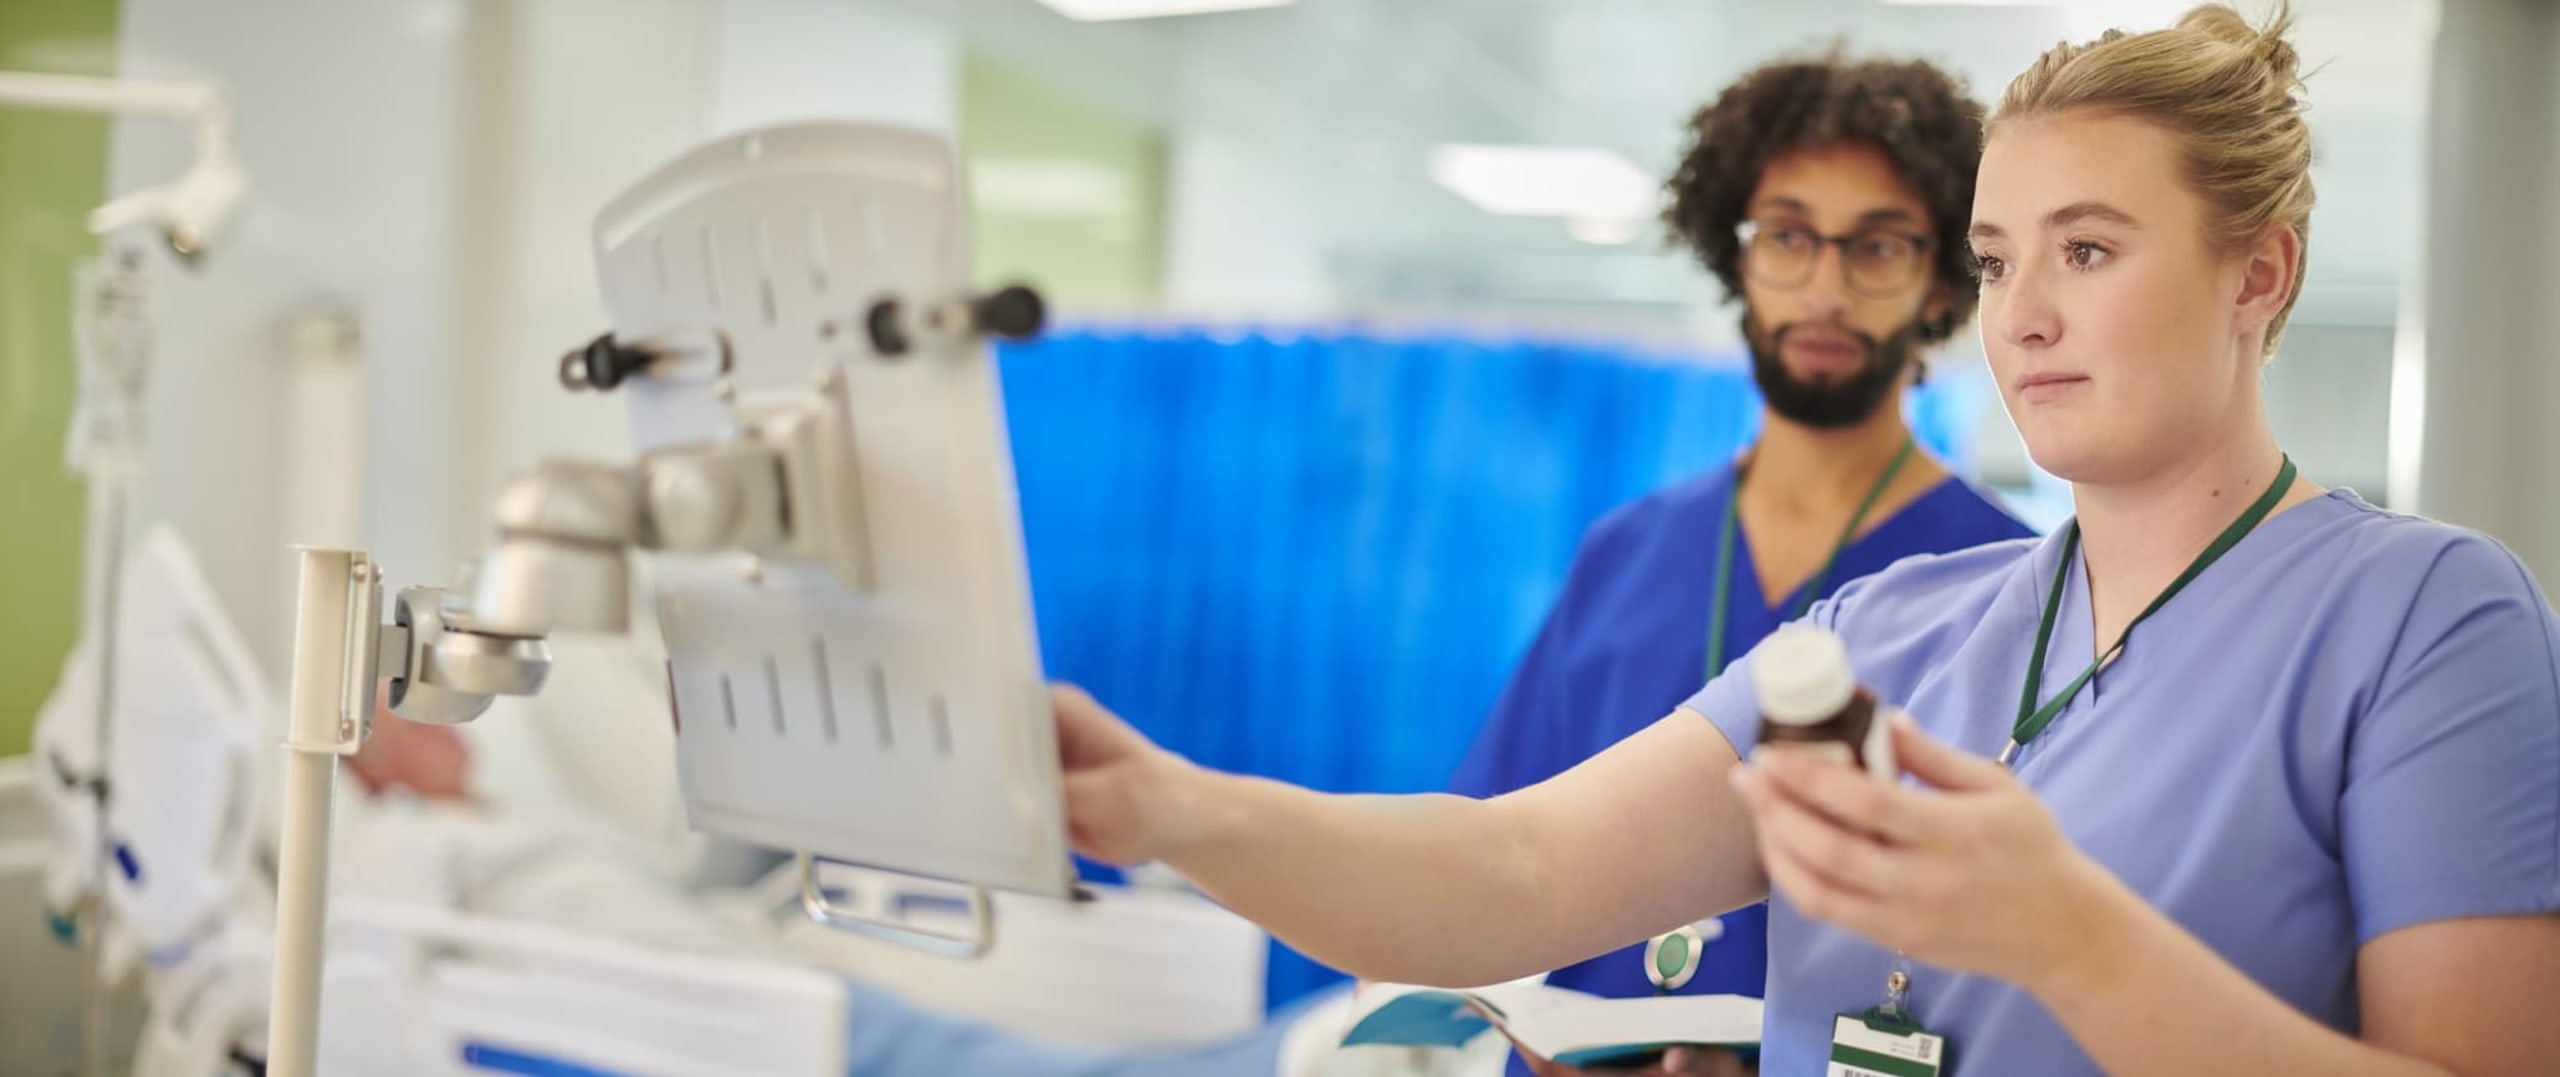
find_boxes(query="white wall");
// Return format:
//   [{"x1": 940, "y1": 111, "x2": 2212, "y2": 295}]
[
  {"x1": 100, "y1": 0, "x2": 963, "y2": 680},
  {"x1": 108, "y1": 0, "x2": 472, "y2": 672},
  {"x1": 448, "y1": 0, "x2": 719, "y2": 542},
  {"x1": 1160, "y1": 131, "x2": 1336, "y2": 320},
  {"x1": 2416, "y1": 0, "x2": 2560, "y2": 581},
  {"x1": 2266, "y1": 326, "x2": 2395, "y2": 502},
  {"x1": 461, "y1": 0, "x2": 961, "y2": 520},
  {"x1": 710, "y1": 0, "x2": 957, "y2": 138}
]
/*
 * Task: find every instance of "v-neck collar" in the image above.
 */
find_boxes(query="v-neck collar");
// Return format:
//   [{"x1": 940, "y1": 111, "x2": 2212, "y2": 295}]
[{"x1": 2025, "y1": 487, "x2": 2363, "y2": 705}]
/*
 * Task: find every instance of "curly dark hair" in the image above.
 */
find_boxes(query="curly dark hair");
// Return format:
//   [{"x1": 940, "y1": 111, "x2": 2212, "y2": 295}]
[{"x1": 1663, "y1": 51, "x2": 1987, "y2": 345}]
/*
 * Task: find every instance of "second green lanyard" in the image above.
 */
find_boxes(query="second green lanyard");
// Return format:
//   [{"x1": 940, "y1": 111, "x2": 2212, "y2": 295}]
[{"x1": 1704, "y1": 439, "x2": 1916, "y2": 681}]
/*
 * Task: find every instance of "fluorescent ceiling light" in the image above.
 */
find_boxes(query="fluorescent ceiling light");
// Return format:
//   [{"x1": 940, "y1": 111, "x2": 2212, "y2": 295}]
[
  {"x1": 1568, "y1": 217, "x2": 1643, "y2": 246},
  {"x1": 1035, "y1": 0, "x2": 1293, "y2": 20},
  {"x1": 970, "y1": 158, "x2": 1133, "y2": 216},
  {"x1": 1431, "y1": 144, "x2": 1659, "y2": 220}
]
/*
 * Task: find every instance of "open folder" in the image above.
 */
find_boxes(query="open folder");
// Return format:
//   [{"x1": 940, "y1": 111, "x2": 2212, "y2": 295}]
[{"x1": 1339, "y1": 980, "x2": 1761, "y2": 1069}]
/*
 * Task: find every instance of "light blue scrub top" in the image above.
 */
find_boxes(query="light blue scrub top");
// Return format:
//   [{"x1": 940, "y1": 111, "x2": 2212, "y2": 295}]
[{"x1": 1685, "y1": 490, "x2": 2560, "y2": 1076}]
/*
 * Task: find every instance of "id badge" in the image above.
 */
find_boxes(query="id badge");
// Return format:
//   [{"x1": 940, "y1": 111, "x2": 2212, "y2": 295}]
[{"x1": 1828, "y1": 1011, "x2": 1946, "y2": 1077}]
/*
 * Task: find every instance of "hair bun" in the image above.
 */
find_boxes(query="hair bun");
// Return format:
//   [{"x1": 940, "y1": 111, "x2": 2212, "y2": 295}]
[
  {"x1": 2175, "y1": 3, "x2": 2256, "y2": 43},
  {"x1": 2178, "y1": 3, "x2": 2303, "y2": 84},
  {"x1": 2252, "y1": 28, "x2": 2303, "y2": 85}
]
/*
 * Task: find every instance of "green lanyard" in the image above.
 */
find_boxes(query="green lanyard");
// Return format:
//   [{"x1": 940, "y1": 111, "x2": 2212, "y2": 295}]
[
  {"x1": 1705, "y1": 440, "x2": 1916, "y2": 680},
  {"x1": 2001, "y1": 455, "x2": 2298, "y2": 767}
]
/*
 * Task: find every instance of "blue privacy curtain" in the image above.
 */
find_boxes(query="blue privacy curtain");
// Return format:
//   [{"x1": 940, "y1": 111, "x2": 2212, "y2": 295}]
[{"x1": 998, "y1": 325, "x2": 1987, "y2": 1010}]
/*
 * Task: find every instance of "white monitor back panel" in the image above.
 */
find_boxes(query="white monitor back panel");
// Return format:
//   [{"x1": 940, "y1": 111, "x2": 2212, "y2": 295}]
[{"x1": 590, "y1": 122, "x2": 1070, "y2": 899}]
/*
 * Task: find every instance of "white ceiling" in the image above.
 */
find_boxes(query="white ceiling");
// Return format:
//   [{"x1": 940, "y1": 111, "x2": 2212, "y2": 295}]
[{"x1": 893, "y1": 0, "x2": 2438, "y2": 329}]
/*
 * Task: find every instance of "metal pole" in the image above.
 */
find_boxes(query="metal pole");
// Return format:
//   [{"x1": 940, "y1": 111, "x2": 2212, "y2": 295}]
[
  {"x1": 266, "y1": 548, "x2": 369, "y2": 1077},
  {"x1": 73, "y1": 455, "x2": 127, "y2": 1077}
]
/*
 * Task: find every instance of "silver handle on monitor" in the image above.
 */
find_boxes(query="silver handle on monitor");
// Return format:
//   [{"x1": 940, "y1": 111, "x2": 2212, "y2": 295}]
[{"x1": 795, "y1": 852, "x2": 995, "y2": 958}]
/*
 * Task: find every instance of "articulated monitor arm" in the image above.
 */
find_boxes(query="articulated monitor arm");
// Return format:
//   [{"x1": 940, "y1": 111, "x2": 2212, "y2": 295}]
[{"x1": 266, "y1": 282, "x2": 1046, "y2": 1077}]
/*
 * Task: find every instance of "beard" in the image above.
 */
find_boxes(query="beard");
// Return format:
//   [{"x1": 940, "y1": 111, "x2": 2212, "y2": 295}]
[{"x1": 1743, "y1": 310, "x2": 1923, "y2": 429}]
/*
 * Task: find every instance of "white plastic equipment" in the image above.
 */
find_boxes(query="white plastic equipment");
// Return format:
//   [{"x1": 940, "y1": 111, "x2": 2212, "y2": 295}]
[
  {"x1": 591, "y1": 123, "x2": 1073, "y2": 928},
  {"x1": 269, "y1": 121, "x2": 1068, "y2": 1076},
  {"x1": 315, "y1": 898, "x2": 848, "y2": 1077},
  {"x1": 780, "y1": 866, "x2": 1268, "y2": 1050}
]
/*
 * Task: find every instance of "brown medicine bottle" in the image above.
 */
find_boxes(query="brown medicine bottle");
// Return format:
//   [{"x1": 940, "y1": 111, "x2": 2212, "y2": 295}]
[{"x1": 1751, "y1": 625, "x2": 1896, "y2": 783}]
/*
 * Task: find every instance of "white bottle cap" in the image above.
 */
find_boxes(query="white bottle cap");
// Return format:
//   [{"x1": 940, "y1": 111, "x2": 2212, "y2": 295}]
[{"x1": 1753, "y1": 625, "x2": 1856, "y2": 726}]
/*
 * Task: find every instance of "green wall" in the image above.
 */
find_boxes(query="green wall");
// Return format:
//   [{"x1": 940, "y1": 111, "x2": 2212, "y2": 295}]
[
  {"x1": 0, "y1": 0, "x2": 121, "y2": 755},
  {"x1": 959, "y1": 51, "x2": 1165, "y2": 308}
]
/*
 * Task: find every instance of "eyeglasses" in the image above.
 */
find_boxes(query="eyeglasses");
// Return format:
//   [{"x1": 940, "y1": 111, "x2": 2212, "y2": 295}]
[{"x1": 1735, "y1": 220, "x2": 1934, "y2": 298}]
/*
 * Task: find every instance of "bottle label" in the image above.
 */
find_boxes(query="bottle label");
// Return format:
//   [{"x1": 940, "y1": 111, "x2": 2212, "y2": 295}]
[{"x1": 1763, "y1": 740, "x2": 1858, "y2": 768}]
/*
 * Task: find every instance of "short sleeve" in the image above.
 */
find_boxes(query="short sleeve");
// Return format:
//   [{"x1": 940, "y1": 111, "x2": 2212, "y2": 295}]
[
  {"x1": 1679, "y1": 582, "x2": 1864, "y2": 761},
  {"x1": 2343, "y1": 536, "x2": 2560, "y2": 943}
]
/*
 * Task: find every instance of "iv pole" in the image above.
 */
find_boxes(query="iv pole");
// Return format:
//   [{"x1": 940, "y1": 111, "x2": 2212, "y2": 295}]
[{"x1": 0, "y1": 71, "x2": 245, "y2": 1077}]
